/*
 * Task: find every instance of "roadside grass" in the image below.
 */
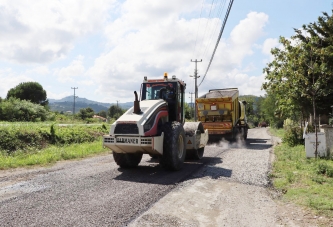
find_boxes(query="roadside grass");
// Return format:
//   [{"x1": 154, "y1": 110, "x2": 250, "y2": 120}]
[
  {"x1": 0, "y1": 139, "x2": 110, "y2": 170},
  {"x1": 269, "y1": 128, "x2": 333, "y2": 218},
  {"x1": 269, "y1": 127, "x2": 285, "y2": 138}
]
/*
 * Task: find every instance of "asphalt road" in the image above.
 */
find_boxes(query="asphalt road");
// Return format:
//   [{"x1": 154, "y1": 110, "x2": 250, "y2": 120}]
[{"x1": 0, "y1": 128, "x2": 299, "y2": 227}]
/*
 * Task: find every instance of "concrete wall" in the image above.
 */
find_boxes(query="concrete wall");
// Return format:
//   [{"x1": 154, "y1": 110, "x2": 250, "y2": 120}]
[{"x1": 320, "y1": 126, "x2": 333, "y2": 155}]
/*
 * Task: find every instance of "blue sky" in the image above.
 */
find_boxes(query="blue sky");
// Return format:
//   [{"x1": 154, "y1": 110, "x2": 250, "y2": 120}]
[{"x1": 0, "y1": 0, "x2": 331, "y2": 104}]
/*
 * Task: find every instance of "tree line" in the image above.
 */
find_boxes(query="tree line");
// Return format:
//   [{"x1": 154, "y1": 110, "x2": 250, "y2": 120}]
[
  {"x1": 0, "y1": 82, "x2": 192, "y2": 122},
  {"x1": 0, "y1": 82, "x2": 125, "y2": 122}
]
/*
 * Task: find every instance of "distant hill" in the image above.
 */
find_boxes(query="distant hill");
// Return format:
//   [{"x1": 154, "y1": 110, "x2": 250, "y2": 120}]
[{"x1": 48, "y1": 96, "x2": 133, "y2": 113}]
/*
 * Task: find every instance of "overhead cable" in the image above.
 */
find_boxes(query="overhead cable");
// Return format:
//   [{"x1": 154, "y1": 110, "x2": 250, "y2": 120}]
[{"x1": 198, "y1": 0, "x2": 234, "y2": 87}]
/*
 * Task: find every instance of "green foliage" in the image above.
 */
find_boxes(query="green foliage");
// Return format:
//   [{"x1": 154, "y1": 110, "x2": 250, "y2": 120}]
[
  {"x1": 0, "y1": 98, "x2": 52, "y2": 122},
  {"x1": 184, "y1": 102, "x2": 192, "y2": 120},
  {"x1": 78, "y1": 107, "x2": 95, "y2": 120},
  {"x1": 6, "y1": 82, "x2": 48, "y2": 106},
  {"x1": 108, "y1": 105, "x2": 124, "y2": 119},
  {"x1": 239, "y1": 95, "x2": 265, "y2": 127},
  {"x1": 97, "y1": 110, "x2": 107, "y2": 118},
  {"x1": 0, "y1": 140, "x2": 109, "y2": 169},
  {"x1": 272, "y1": 139, "x2": 333, "y2": 217},
  {"x1": 269, "y1": 128, "x2": 285, "y2": 138},
  {"x1": 262, "y1": 10, "x2": 333, "y2": 128},
  {"x1": 316, "y1": 161, "x2": 333, "y2": 178},
  {"x1": 282, "y1": 127, "x2": 304, "y2": 147},
  {"x1": 0, "y1": 123, "x2": 109, "y2": 155}
]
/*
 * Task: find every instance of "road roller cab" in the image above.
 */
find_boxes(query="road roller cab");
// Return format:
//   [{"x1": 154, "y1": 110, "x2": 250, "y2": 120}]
[{"x1": 103, "y1": 73, "x2": 209, "y2": 171}]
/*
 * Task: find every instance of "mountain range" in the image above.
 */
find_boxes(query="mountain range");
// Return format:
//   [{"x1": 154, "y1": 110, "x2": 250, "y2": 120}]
[{"x1": 48, "y1": 96, "x2": 133, "y2": 113}]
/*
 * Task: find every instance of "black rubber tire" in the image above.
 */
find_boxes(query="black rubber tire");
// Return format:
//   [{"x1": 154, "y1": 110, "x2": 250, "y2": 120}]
[
  {"x1": 186, "y1": 147, "x2": 205, "y2": 160},
  {"x1": 113, "y1": 152, "x2": 143, "y2": 168},
  {"x1": 149, "y1": 154, "x2": 159, "y2": 159},
  {"x1": 243, "y1": 127, "x2": 248, "y2": 140},
  {"x1": 159, "y1": 121, "x2": 186, "y2": 171}
]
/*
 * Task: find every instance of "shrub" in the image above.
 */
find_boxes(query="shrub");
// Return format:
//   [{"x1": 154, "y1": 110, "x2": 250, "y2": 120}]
[
  {"x1": 316, "y1": 161, "x2": 333, "y2": 178},
  {"x1": 0, "y1": 98, "x2": 52, "y2": 122},
  {"x1": 0, "y1": 124, "x2": 109, "y2": 155},
  {"x1": 282, "y1": 127, "x2": 304, "y2": 147}
]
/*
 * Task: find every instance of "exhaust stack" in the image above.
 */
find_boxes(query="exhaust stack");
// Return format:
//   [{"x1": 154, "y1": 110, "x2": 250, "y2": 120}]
[{"x1": 133, "y1": 91, "x2": 141, "y2": 114}]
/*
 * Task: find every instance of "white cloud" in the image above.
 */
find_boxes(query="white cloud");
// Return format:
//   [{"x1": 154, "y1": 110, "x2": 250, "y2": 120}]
[
  {"x1": 26, "y1": 66, "x2": 50, "y2": 75},
  {"x1": 87, "y1": 4, "x2": 270, "y2": 102},
  {"x1": 262, "y1": 38, "x2": 279, "y2": 55},
  {"x1": 47, "y1": 90, "x2": 71, "y2": 100},
  {"x1": 54, "y1": 55, "x2": 85, "y2": 83},
  {"x1": 0, "y1": 0, "x2": 115, "y2": 64},
  {"x1": 196, "y1": 12, "x2": 269, "y2": 96},
  {"x1": 0, "y1": 68, "x2": 32, "y2": 98}
]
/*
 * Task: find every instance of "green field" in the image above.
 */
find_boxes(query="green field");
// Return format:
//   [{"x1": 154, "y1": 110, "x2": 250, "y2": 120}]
[
  {"x1": 0, "y1": 122, "x2": 111, "y2": 169},
  {"x1": 270, "y1": 128, "x2": 333, "y2": 218}
]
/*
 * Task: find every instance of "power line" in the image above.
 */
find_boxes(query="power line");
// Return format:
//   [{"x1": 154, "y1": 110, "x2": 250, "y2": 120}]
[
  {"x1": 201, "y1": 0, "x2": 227, "y2": 59},
  {"x1": 196, "y1": 0, "x2": 216, "y2": 57},
  {"x1": 198, "y1": 0, "x2": 234, "y2": 87}
]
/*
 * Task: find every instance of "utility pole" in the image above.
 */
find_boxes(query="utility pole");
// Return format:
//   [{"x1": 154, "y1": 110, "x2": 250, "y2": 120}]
[
  {"x1": 71, "y1": 87, "x2": 78, "y2": 115},
  {"x1": 190, "y1": 59, "x2": 202, "y2": 121},
  {"x1": 189, "y1": 92, "x2": 194, "y2": 119}
]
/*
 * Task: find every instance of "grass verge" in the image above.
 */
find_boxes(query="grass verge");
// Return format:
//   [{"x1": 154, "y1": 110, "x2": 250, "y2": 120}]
[
  {"x1": 269, "y1": 128, "x2": 333, "y2": 218},
  {"x1": 269, "y1": 127, "x2": 285, "y2": 138},
  {"x1": 0, "y1": 139, "x2": 110, "y2": 170}
]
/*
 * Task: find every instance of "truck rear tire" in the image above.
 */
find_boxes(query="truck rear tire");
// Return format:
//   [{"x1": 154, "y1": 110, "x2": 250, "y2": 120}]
[
  {"x1": 244, "y1": 127, "x2": 248, "y2": 140},
  {"x1": 159, "y1": 121, "x2": 186, "y2": 171},
  {"x1": 113, "y1": 152, "x2": 143, "y2": 168}
]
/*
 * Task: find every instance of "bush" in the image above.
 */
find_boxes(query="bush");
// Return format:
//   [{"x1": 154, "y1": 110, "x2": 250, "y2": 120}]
[
  {"x1": 316, "y1": 161, "x2": 333, "y2": 178},
  {"x1": 0, "y1": 98, "x2": 52, "y2": 122},
  {"x1": 0, "y1": 124, "x2": 109, "y2": 154},
  {"x1": 282, "y1": 127, "x2": 304, "y2": 147}
]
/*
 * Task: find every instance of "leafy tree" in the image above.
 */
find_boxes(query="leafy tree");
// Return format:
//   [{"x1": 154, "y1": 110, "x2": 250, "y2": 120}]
[
  {"x1": 97, "y1": 110, "x2": 107, "y2": 118},
  {"x1": 239, "y1": 95, "x2": 265, "y2": 127},
  {"x1": 263, "y1": 10, "x2": 333, "y2": 126},
  {"x1": 78, "y1": 107, "x2": 95, "y2": 120},
  {"x1": 261, "y1": 92, "x2": 284, "y2": 128},
  {"x1": 6, "y1": 82, "x2": 48, "y2": 106},
  {"x1": 108, "y1": 105, "x2": 124, "y2": 119},
  {"x1": 263, "y1": 10, "x2": 333, "y2": 156},
  {"x1": 184, "y1": 102, "x2": 192, "y2": 120}
]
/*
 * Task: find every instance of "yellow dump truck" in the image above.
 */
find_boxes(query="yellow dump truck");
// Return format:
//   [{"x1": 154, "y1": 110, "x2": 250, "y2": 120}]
[{"x1": 196, "y1": 88, "x2": 248, "y2": 141}]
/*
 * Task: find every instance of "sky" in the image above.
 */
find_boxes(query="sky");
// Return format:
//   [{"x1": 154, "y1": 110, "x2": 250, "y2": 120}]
[{"x1": 0, "y1": 0, "x2": 332, "y2": 104}]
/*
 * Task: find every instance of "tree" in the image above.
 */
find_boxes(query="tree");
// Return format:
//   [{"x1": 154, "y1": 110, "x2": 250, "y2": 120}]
[
  {"x1": 184, "y1": 102, "x2": 192, "y2": 120},
  {"x1": 263, "y1": 10, "x2": 333, "y2": 156},
  {"x1": 97, "y1": 110, "x2": 107, "y2": 118},
  {"x1": 6, "y1": 82, "x2": 48, "y2": 106},
  {"x1": 108, "y1": 105, "x2": 124, "y2": 119},
  {"x1": 78, "y1": 107, "x2": 95, "y2": 120}
]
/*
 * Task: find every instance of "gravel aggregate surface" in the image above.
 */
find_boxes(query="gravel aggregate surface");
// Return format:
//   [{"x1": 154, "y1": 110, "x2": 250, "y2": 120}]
[{"x1": 0, "y1": 128, "x2": 332, "y2": 226}]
